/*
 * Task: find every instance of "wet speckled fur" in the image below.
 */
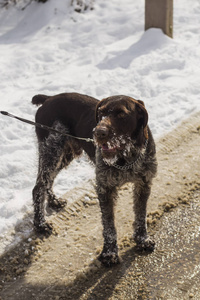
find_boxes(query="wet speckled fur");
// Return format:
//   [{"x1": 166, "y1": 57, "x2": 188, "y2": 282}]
[{"x1": 32, "y1": 93, "x2": 157, "y2": 267}]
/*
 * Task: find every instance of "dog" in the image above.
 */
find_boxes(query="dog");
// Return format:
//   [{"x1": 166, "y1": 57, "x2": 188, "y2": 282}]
[{"x1": 32, "y1": 93, "x2": 157, "y2": 267}]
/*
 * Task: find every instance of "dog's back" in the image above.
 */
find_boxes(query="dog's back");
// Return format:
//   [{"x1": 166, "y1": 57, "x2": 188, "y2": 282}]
[{"x1": 32, "y1": 93, "x2": 98, "y2": 145}]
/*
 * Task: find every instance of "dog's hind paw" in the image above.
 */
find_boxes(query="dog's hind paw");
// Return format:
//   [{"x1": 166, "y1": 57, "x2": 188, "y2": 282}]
[
  {"x1": 48, "y1": 197, "x2": 66, "y2": 210},
  {"x1": 34, "y1": 221, "x2": 53, "y2": 236},
  {"x1": 98, "y1": 250, "x2": 120, "y2": 267}
]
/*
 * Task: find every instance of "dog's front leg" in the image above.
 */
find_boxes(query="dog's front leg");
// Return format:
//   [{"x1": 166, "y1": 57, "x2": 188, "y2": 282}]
[
  {"x1": 97, "y1": 185, "x2": 120, "y2": 267},
  {"x1": 133, "y1": 179, "x2": 155, "y2": 252}
]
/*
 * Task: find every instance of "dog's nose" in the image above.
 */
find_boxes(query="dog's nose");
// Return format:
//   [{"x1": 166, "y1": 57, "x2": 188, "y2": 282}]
[{"x1": 95, "y1": 127, "x2": 109, "y2": 139}]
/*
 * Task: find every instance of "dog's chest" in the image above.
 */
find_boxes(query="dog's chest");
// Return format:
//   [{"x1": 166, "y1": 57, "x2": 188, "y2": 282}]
[{"x1": 96, "y1": 160, "x2": 143, "y2": 189}]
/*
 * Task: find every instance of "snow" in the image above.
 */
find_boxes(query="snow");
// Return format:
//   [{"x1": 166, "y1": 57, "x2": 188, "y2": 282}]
[{"x1": 0, "y1": 0, "x2": 200, "y2": 253}]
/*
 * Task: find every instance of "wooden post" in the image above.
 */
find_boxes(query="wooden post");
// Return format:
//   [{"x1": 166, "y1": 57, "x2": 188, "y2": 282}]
[{"x1": 145, "y1": 0, "x2": 173, "y2": 38}]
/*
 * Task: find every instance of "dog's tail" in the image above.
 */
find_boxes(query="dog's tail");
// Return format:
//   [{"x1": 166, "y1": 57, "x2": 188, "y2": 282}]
[{"x1": 32, "y1": 94, "x2": 49, "y2": 106}]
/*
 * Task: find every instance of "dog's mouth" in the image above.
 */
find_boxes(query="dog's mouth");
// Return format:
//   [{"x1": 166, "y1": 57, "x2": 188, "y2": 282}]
[
  {"x1": 101, "y1": 143, "x2": 118, "y2": 153},
  {"x1": 94, "y1": 134, "x2": 134, "y2": 160},
  {"x1": 98, "y1": 141, "x2": 127, "y2": 160}
]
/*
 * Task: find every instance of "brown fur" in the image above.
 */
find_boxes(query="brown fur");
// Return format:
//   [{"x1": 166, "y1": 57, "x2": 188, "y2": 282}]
[{"x1": 32, "y1": 93, "x2": 157, "y2": 267}]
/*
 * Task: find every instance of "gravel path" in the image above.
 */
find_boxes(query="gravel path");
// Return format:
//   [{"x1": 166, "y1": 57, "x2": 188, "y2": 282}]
[{"x1": 0, "y1": 112, "x2": 200, "y2": 300}]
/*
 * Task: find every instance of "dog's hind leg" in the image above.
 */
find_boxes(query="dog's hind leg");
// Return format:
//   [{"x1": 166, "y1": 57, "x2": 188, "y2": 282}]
[
  {"x1": 46, "y1": 144, "x2": 74, "y2": 210},
  {"x1": 33, "y1": 123, "x2": 72, "y2": 234},
  {"x1": 133, "y1": 178, "x2": 155, "y2": 252}
]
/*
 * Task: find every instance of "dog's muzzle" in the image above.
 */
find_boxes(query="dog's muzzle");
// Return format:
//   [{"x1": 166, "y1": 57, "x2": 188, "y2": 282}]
[{"x1": 94, "y1": 125, "x2": 117, "y2": 155}]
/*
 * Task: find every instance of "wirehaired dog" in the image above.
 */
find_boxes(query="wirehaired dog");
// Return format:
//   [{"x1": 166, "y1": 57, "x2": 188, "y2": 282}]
[{"x1": 32, "y1": 93, "x2": 157, "y2": 267}]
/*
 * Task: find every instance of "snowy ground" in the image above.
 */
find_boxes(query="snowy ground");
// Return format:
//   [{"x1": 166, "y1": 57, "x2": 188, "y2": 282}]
[{"x1": 0, "y1": 0, "x2": 200, "y2": 252}]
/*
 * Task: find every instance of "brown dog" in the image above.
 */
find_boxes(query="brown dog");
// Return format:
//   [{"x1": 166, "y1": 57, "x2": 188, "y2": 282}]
[{"x1": 32, "y1": 93, "x2": 157, "y2": 267}]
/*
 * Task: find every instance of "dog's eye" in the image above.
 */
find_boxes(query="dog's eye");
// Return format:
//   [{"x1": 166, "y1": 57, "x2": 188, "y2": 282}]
[
  {"x1": 98, "y1": 109, "x2": 107, "y2": 120},
  {"x1": 117, "y1": 111, "x2": 126, "y2": 118}
]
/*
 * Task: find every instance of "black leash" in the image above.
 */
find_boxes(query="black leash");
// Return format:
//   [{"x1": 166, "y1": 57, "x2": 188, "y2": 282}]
[{"x1": 0, "y1": 111, "x2": 94, "y2": 143}]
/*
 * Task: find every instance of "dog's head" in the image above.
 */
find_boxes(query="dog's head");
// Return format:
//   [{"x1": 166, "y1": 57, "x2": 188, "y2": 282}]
[{"x1": 94, "y1": 95, "x2": 148, "y2": 160}]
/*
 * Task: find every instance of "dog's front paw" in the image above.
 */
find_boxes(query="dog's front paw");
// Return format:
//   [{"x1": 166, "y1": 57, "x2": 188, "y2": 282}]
[
  {"x1": 98, "y1": 250, "x2": 120, "y2": 267},
  {"x1": 34, "y1": 221, "x2": 53, "y2": 236},
  {"x1": 48, "y1": 197, "x2": 66, "y2": 210},
  {"x1": 134, "y1": 236, "x2": 155, "y2": 253}
]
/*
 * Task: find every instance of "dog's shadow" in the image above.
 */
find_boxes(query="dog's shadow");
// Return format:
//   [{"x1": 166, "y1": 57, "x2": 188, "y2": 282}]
[
  {"x1": 0, "y1": 225, "x2": 151, "y2": 300},
  {"x1": 0, "y1": 209, "x2": 153, "y2": 299},
  {"x1": 60, "y1": 246, "x2": 151, "y2": 299}
]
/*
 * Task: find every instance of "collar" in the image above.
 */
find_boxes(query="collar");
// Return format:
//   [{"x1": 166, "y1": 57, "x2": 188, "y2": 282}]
[{"x1": 105, "y1": 139, "x2": 148, "y2": 171}]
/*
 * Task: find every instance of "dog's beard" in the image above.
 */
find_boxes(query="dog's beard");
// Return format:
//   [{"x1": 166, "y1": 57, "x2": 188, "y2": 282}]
[
  {"x1": 94, "y1": 134, "x2": 137, "y2": 166},
  {"x1": 102, "y1": 154, "x2": 118, "y2": 166}
]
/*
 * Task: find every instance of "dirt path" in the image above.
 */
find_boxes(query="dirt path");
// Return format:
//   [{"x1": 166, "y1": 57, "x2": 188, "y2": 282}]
[{"x1": 0, "y1": 112, "x2": 200, "y2": 300}]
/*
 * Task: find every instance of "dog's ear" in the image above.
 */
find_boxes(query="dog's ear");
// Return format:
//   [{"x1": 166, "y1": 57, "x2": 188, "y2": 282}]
[
  {"x1": 135, "y1": 99, "x2": 149, "y2": 140},
  {"x1": 95, "y1": 98, "x2": 106, "y2": 123}
]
